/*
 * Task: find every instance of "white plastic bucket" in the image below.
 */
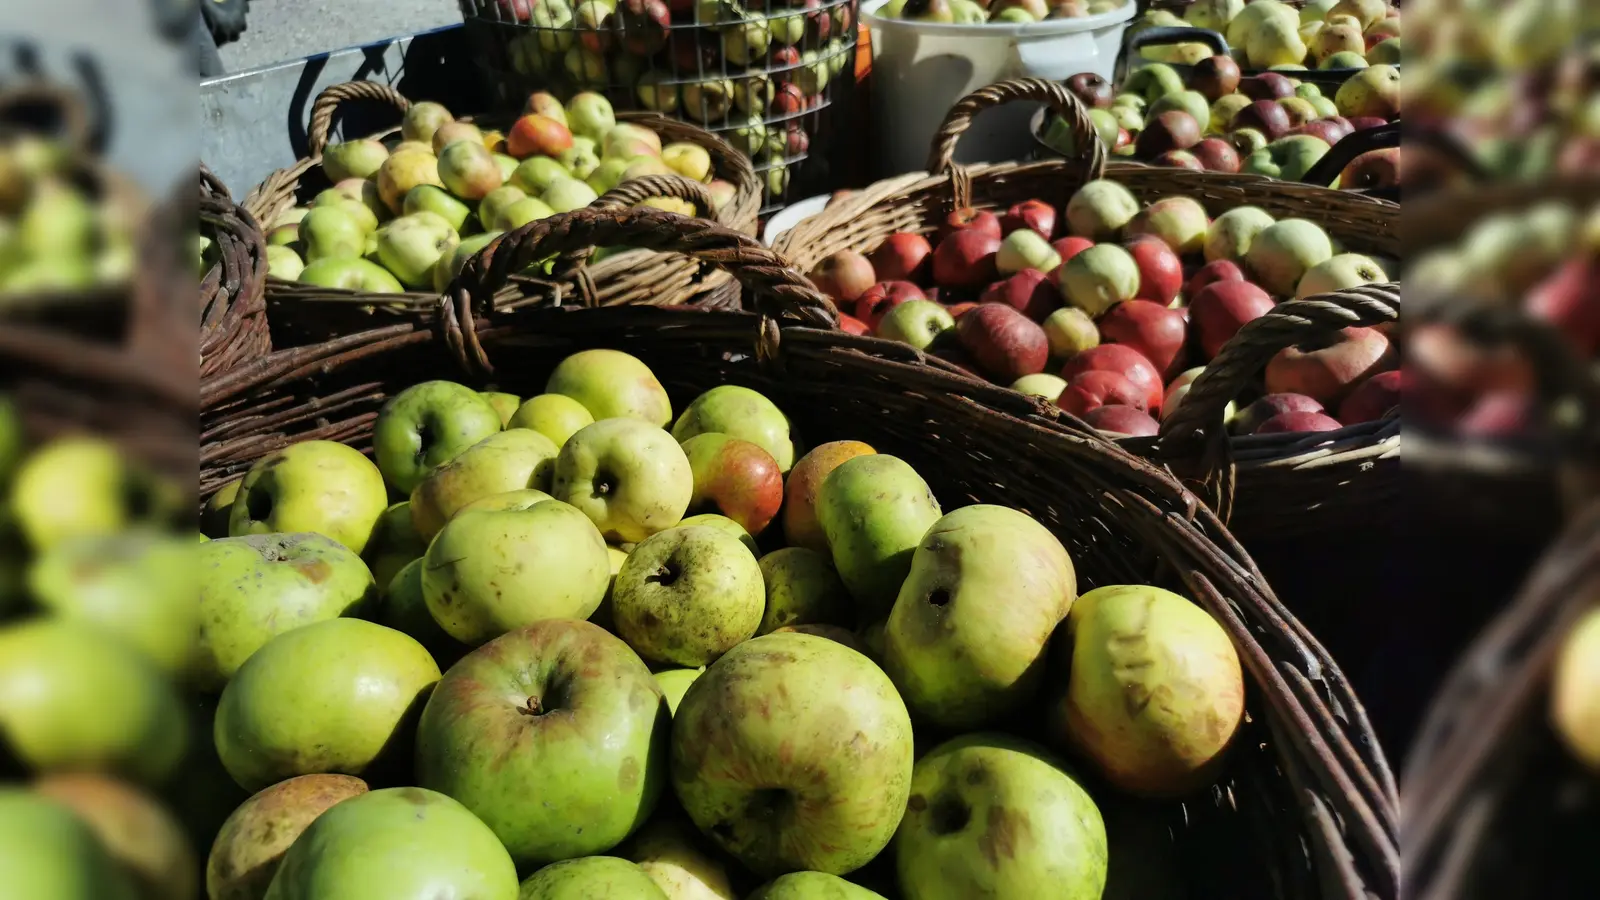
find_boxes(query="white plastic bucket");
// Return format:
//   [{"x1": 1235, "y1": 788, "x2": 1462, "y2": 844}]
[{"x1": 864, "y1": 0, "x2": 1135, "y2": 178}]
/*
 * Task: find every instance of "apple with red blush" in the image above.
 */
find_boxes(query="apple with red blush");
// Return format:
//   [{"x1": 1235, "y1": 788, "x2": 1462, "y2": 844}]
[
  {"x1": 1232, "y1": 393, "x2": 1325, "y2": 435},
  {"x1": 1000, "y1": 199, "x2": 1057, "y2": 239},
  {"x1": 980, "y1": 269, "x2": 1058, "y2": 321},
  {"x1": 1059, "y1": 343, "x2": 1164, "y2": 414},
  {"x1": 809, "y1": 250, "x2": 876, "y2": 303},
  {"x1": 956, "y1": 303, "x2": 1050, "y2": 383},
  {"x1": 1098, "y1": 299, "x2": 1188, "y2": 379},
  {"x1": 1189, "y1": 280, "x2": 1276, "y2": 360},
  {"x1": 1265, "y1": 326, "x2": 1396, "y2": 407},
  {"x1": 1153, "y1": 150, "x2": 1205, "y2": 171},
  {"x1": 1189, "y1": 138, "x2": 1240, "y2": 173},
  {"x1": 1191, "y1": 55, "x2": 1242, "y2": 102},
  {"x1": 1136, "y1": 110, "x2": 1203, "y2": 157},
  {"x1": 1185, "y1": 259, "x2": 1245, "y2": 300},
  {"x1": 1338, "y1": 368, "x2": 1402, "y2": 424},
  {"x1": 1125, "y1": 236, "x2": 1183, "y2": 306},
  {"x1": 1525, "y1": 256, "x2": 1600, "y2": 357},
  {"x1": 1456, "y1": 390, "x2": 1536, "y2": 437},
  {"x1": 944, "y1": 301, "x2": 979, "y2": 319},
  {"x1": 837, "y1": 313, "x2": 870, "y2": 335},
  {"x1": 854, "y1": 280, "x2": 925, "y2": 330},
  {"x1": 1292, "y1": 118, "x2": 1354, "y2": 146},
  {"x1": 938, "y1": 207, "x2": 1002, "y2": 242},
  {"x1": 870, "y1": 232, "x2": 933, "y2": 282},
  {"x1": 932, "y1": 230, "x2": 1002, "y2": 290},
  {"x1": 1239, "y1": 73, "x2": 1295, "y2": 101},
  {"x1": 1084, "y1": 405, "x2": 1160, "y2": 437},
  {"x1": 1338, "y1": 147, "x2": 1400, "y2": 192},
  {"x1": 1064, "y1": 72, "x2": 1115, "y2": 109},
  {"x1": 1255, "y1": 411, "x2": 1344, "y2": 435},
  {"x1": 1055, "y1": 369, "x2": 1150, "y2": 416},
  {"x1": 1052, "y1": 236, "x2": 1094, "y2": 264},
  {"x1": 1232, "y1": 100, "x2": 1292, "y2": 141},
  {"x1": 1346, "y1": 116, "x2": 1389, "y2": 132}
]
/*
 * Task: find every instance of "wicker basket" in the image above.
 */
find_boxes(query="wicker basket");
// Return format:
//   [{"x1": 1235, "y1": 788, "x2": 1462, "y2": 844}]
[
  {"x1": 239, "y1": 80, "x2": 763, "y2": 345},
  {"x1": 771, "y1": 76, "x2": 1401, "y2": 542},
  {"x1": 200, "y1": 164, "x2": 270, "y2": 379},
  {"x1": 200, "y1": 206, "x2": 1396, "y2": 900},
  {"x1": 1403, "y1": 501, "x2": 1600, "y2": 900}
]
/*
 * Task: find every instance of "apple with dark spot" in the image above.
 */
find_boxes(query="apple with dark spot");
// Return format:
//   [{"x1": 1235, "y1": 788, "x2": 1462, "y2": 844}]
[
  {"x1": 1265, "y1": 326, "x2": 1396, "y2": 406},
  {"x1": 956, "y1": 303, "x2": 1051, "y2": 383}
]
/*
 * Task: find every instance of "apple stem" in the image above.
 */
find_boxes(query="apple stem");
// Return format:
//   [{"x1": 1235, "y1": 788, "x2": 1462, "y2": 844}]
[{"x1": 518, "y1": 696, "x2": 543, "y2": 717}]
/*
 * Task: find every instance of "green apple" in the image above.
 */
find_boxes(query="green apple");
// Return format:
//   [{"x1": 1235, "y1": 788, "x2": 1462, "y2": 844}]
[
  {"x1": 671, "y1": 386, "x2": 795, "y2": 472},
  {"x1": 586, "y1": 157, "x2": 632, "y2": 195},
  {"x1": 297, "y1": 205, "x2": 366, "y2": 263},
  {"x1": 1307, "y1": 94, "x2": 1340, "y2": 117},
  {"x1": 554, "y1": 418, "x2": 692, "y2": 543},
  {"x1": 28, "y1": 773, "x2": 198, "y2": 900},
  {"x1": 456, "y1": 488, "x2": 556, "y2": 515},
  {"x1": 493, "y1": 195, "x2": 557, "y2": 231},
  {"x1": 1059, "y1": 244, "x2": 1140, "y2": 317},
  {"x1": 18, "y1": 178, "x2": 95, "y2": 256},
  {"x1": 415, "y1": 619, "x2": 668, "y2": 867},
  {"x1": 196, "y1": 533, "x2": 375, "y2": 688},
  {"x1": 559, "y1": 145, "x2": 601, "y2": 180},
  {"x1": 403, "y1": 184, "x2": 472, "y2": 233},
  {"x1": 8, "y1": 437, "x2": 168, "y2": 551},
  {"x1": 480, "y1": 390, "x2": 521, "y2": 427},
  {"x1": 883, "y1": 505, "x2": 1076, "y2": 729},
  {"x1": 1184, "y1": 0, "x2": 1242, "y2": 30},
  {"x1": 27, "y1": 530, "x2": 198, "y2": 677},
  {"x1": 1012, "y1": 373, "x2": 1069, "y2": 399},
  {"x1": 1204, "y1": 205, "x2": 1277, "y2": 263},
  {"x1": 266, "y1": 244, "x2": 304, "y2": 280},
  {"x1": 749, "y1": 872, "x2": 885, "y2": 899},
  {"x1": 673, "y1": 632, "x2": 913, "y2": 875},
  {"x1": 1295, "y1": 252, "x2": 1387, "y2": 298},
  {"x1": 676, "y1": 513, "x2": 758, "y2": 556},
  {"x1": 437, "y1": 138, "x2": 505, "y2": 201},
  {"x1": 1123, "y1": 63, "x2": 1185, "y2": 104},
  {"x1": 216, "y1": 619, "x2": 440, "y2": 791},
  {"x1": 1245, "y1": 15, "x2": 1307, "y2": 68},
  {"x1": 379, "y1": 558, "x2": 466, "y2": 667},
  {"x1": 758, "y1": 547, "x2": 849, "y2": 635},
  {"x1": 311, "y1": 187, "x2": 380, "y2": 233},
  {"x1": 298, "y1": 257, "x2": 404, "y2": 292},
  {"x1": 321, "y1": 139, "x2": 390, "y2": 182},
  {"x1": 478, "y1": 185, "x2": 528, "y2": 233},
  {"x1": 876, "y1": 299, "x2": 955, "y2": 350},
  {"x1": 1064, "y1": 179, "x2": 1140, "y2": 240},
  {"x1": 206, "y1": 774, "x2": 370, "y2": 900},
  {"x1": 261, "y1": 787, "x2": 517, "y2": 899},
  {"x1": 816, "y1": 453, "x2": 942, "y2": 623},
  {"x1": 1149, "y1": 90, "x2": 1211, "y2": 129},
  {"x1": 661, "y1": 142, "x2": 714, "y2": 182},
  {"x1": 435, "y1": 230, "x2": 503, "y2": 293},
  {"x1": 518, "y1": 856, "x2": 668, "y2": 899},
  {"x1": 409, "y1": 428, "x2": 561, "y2": 539},
  {"x1": 996, "y1": 228, "x2": 1063, "y2": 276},
  {"x1": 894, "y1": 734, "x2": 1107, "y2": 899},
  {"x1": 1051, "y1": 584, "x2": 1243, "y2": 796},
  {"x1": 422, "y1": 501, "x2": 610, "y2": 645},
  {"x1": 508, "y1": 393, "x2": 596, "y2": 448},
  {"x1": 1553, "y1": 607, "x2": 1600, "y2": 769},
  {"x1": 202, "y1": 478, "x2": 242, "y2": 538},
  {"x1": 547, "y1": 348, "x2": 673, "y2": 426},
  {"x1": 623, "y1": 816, "x2": 736, "y2": 899},
  {"x1": 1241, "y1": 134, "x2": 1330, "y2": 181},
  {"x1": 1125, "y1": 196, "x2": 1210, "y2": 256},
  {"x1": 613, "y1": 525, "x2": 764, "y2": 667},
  {"x1": 1365, "y1": 38, "x2": 1399, "y2": 66},
  {"x1": 541, "y1": 176, "x2": 600, "y2": 213},
  {"x1": 373, "y1": 380, "x2": 504, "y2": 495},
  {"x1": 400, "y1": 101, "x2": 455, "y2": 145},
  {"x1": 230, "y1": 439, "x2": 388, "y2": 553},
  {"x1": 652, "y1": 668, "x2": 703, "y2": 716},
  {"x1": 567, "y1": 92, "x2": 616, "y2": 140},
  {"x1": 0, "y1": 619, "x2": 188, "y2": 784},
  {"x1": 511, "y1": 156, "x2": 573, "y2": 195},
  {"x1": 375, "y1": 210, "x2": 459, "y2": 289},
  {"x1": 0, "y1": 790, "x2": 139, "y2": 900},
  {"x1": 1245, "y1": 217, "x2": 1335, "y2": 295}
]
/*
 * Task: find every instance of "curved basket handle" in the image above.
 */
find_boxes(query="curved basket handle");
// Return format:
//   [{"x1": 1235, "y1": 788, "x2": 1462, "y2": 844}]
[
  {"x1": 1301, "y1": 122, "x2": 1400, "y2": 189},
  {"x1": 307, "y1": 81, "x2": 412, "y2": 159},
  {"x1": 445, "y1": 207, "x2": 839, "y2": 374},
  {"x1": 1116, "y1": 26, "x2": 1230, "y2": 84},
  {"x1": 1161, "y1": 283, "x2": 1401, "y2": 445},
  {"x1": 591, "y1": 174, "x2": 720, "y2": 220},
  {"x1": 925, "y1": 78, "x2": 1106, "y2": 209}
]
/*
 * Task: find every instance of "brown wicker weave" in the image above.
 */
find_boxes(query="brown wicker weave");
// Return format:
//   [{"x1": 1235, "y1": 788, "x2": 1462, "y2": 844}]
[
  {"x1": 1403, "y1": 500, "x2": 1600, "y2": 900},
  {"x1": 201, "y1": 205, "x2": 1397, "y2": 900},
  {"x1": 200, "y1": 164, "x2": 270, "y2": 379},
  {"x1": 771, "y1": 77, "x2": 1401, "y2": 541},
  {"x1": 238, "y1": 80, "x2": 762, "y2": 346}
]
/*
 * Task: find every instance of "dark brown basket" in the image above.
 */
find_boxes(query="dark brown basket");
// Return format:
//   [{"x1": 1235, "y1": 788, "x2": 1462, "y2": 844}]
[
  {"x1": 200, "y1": 164, "x2": 270, "y2": 379},
  {"x1": 201, "y1": 205, "x2": 1397, "y2": 900},
  {"x1": 771, "y1": 77, "x2": 1401, "y2": 542},
  {"x1": 1403, "y1": 501, "x2": 1600, "y2": 900},
  {"x1": 239, "y1": 80, "x2": 763, "y2": 345}
]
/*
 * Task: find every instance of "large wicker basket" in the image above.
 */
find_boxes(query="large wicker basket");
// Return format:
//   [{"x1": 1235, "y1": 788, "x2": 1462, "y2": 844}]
[
  {"x1": 772, "y1": 77, "x2": 1401, "y2": 543},
  {"x1": 201, "y1": 206, "x2": 1397, "y2": 900},
  {"x1": 239, "y1": 80, "x2": 763, "y2": 345},
  {"x1": 200, "y1": 164, "x2": 270, "y2": 379},
  {"x1": 1403, "y1": 500, "x2": 1600, "y2": 900}
]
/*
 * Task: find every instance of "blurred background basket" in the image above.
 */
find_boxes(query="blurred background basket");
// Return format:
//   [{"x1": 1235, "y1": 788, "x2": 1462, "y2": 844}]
[
  {"x1": 457, "y1": 0, "x2": 860, "y2": 213},
  {"x1": 199, "y1": 164, "x2": 270, "y2": 379}
]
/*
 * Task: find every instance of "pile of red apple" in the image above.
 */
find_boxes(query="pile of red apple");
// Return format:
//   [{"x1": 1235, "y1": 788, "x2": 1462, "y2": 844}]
[{"x1": 807, "y1": 180, "x2": 1401, "y2": 440}]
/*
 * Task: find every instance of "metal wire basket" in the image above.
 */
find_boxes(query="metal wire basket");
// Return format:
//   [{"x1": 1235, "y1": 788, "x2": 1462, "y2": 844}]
[{"x1": 458, "y1": 0, "x2": 859, "y2": 215}]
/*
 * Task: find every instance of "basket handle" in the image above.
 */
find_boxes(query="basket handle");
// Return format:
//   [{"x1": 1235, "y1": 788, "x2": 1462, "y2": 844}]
[
  {"x1": 1301, "y1": 122, "x2": 1400, "y2": 189},
  {"x1": 446, "y1": 207, "x2": 839, "y2": 373},
  {"x1": 925, "y1": 78, "x2": 1106, "y2": 209},
  {"x1": 1115, "y1": 26, "x2": 1230, "y2": 84},
  {"x1": 1160, "y1": 283, "x2": 1402, "y2": 445},
  {"x1": 307, "y1": 81, "x2": 412, "y2": 159},
  {"x1": 548, "y1": 174, "x2": 727, "y2": 274}
]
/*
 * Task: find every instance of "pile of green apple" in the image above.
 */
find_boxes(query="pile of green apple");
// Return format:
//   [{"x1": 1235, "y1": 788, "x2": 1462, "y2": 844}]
[
  {"x1": 1130, "y1": 0, "x2": 1400, "y2": 72},
  {"x1": 1043, "y1": 53, "x2": 1400, "y2": 187},
  {"x1": 0, "y1": 133, "x2": 137, "y2": 295},
  {"x1": 264, "y1": 91, "x2": 737, "y2": 294},
  {"x1": 879, "y1": 0, "x2": 1127, "y2": 26}
]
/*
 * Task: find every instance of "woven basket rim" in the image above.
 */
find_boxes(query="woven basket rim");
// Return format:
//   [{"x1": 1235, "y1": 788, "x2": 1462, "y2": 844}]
[{"x1": 201, "y1": 164, "x2": 271, "y2": 379}]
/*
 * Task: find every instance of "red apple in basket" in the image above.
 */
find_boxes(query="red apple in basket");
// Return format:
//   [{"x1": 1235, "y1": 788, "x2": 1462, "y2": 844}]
[
  {"x1": 1525, "y1": 256, "x2": 1600, "y2": 358},
  {"x1": 957, "y1": 303, "x2": 1050, "y2": 383},
  {"x1": 684, "y1": 434, "x2": 785, "y2": 536},
  {"x1": 1060, "y1": 344, "x2": 1164, "y2": 414},
  {"x1": 1084, "y1": 405, "x2": 1161, "y2": 437},
  {"x1": 1153, "y1": 150, "x2": 1206, "y2": 171},
  {"x1": 1346, "y1": 116, "x2": 1389, "y2": 132},
  {"x1": 1136, "y1": 111, "x2": 1202, "y2": 157},
  {"x1": 1293, "y1": 118, "x2": 1354, "y2": 146},
  {"x1": 1190, "y1": 280, "x2": 1275, "y2": 360},
  {"x1": 771, "y1": 82, "x2": 807, "y2": 116},
  {"x1": 498, "y1": 0, "x2": 533, "y2": 21},
  {"x1": 1064, "y1": 72, "x2": 1115, "y2": 110},
  {"x1": 870, "y1": 232, "x2": 933, "y2": 282},
  {"x1": 855, "y1": 281, "x2": 925, "y2": 330},
  {"x1": 939, "y1": 208, "x2": 1003, "y2": 242},
  {"x1": 1339, "y1": 148, "x2": 1401, "y2": 191},
  {"x1": 1185, "y1": 259, "x2": 1245, "y2": 300},
  {"x1": 1189, "y1": 138, "x2": 1240, "y2": 173},
  {"x1": 1191, "y1": 55, "x2": 1242, "y2": 102},
  {"x1": 1239, "y1": 73, "x2": 1295, "y2": 101},
  {"x1": 1457, "y1": 390, "x2": 1536, "y2": 437},
  {"x1": 1099, "y1": 299, "x2": 1188, "y2": 379},
  {"x1": 932, "y1": 230, "x2": 1002, "y2": 290},
  {"x1": 1232, "y1": 393, "x2": 1324, "y2": 435},
  {"x1": 1265, "y1": 326, "x2": 1396, "y2": 407},
  {"x1": 1056, "y1": 369, "x2": 1150, "y2": 416},
  {"x1": 1232, "y1": 100, "x2": 1292, "y2": 141},
  {"x1": 507, "y1": 114, "x2": 574, "y2": 159},
  {"x1": 809, "y1": 250, "x2": 877, "y2": 303},
  {"x1": 980, "y1": 269, "x2": 1059, "y2": 321},
  {"x1": 1338, "y1": 369, "x2": 1402, "y2": 425},
  {"x1": 618, "y1": 0, "x2": 672, "y2": 56},
  {"x1": 837, "y1": 313, "x2": 870, "y2": 335},
  {"x1": 1126, "y1": 237, "x2": 1183, "y2": 306},
  {"x1": 1255, "y1": 411, "x2": 1343, "y2": 435},
  {"x1": 1000, "y1": 200, "x2": 1057, "y2": 240}
]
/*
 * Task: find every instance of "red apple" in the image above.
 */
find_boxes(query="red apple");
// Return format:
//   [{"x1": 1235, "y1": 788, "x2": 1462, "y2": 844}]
[
  {"x1": 1457, "y1": 390, "x2": 1535, "y2": 437},
  {"x1": 1059, "y1": 344, "x2": 1164, "y2": 414},
  {"x1": 1125, "y1": 237, "x2": 1183, "y2": 306},
  {"x1": 618, "y1": 0, "x2": 672, "y2": 56},
  {"x1": 771, "y1": 82, "x2": 807, "y2": 116},
  {"x1": 979, "y1": 269, "x2": 1059, "y2": 321},
  {"x1": 1185, "y1": 259, "x2": 1245, "y2": 300},
  {"x1": 1254, "y1": 411, "x2": 1344, "y2": 435},
  {"x1": 1052, "y1": 237, "x2": 1095, "y2": 264},
  {"x1": 1525, "y1": 256, "x2": 1600, "y2": 357},
  {"x1": 1239, "y1": 73, "x2": 1295, "y2": 101},
  {"x1": 1338, "y1": 368, "x2": 1402, "y2": 424},
  {"x1": 506, "y1": 114, "x2": 574, "y2": 158},
  {"x1": 1136, "y1": 111, "x2": 1203, "y2": 156},
  {"x1": 854, "y1": 281, "x2": 925, "y2": 330},
  {"x1": 1232, "y1": 100, "x2": 1292, "y2": 140},
  {"x1": 869, "y1": 232, "x2": 934, "y2": 283},
  {"x1": 1064, "y1": 72, "x2": 1115, "y2": 109},
  {"x1": 769, "y1": 45, "x2": 802, "y2": 70},
  {"x1": 809, "y1": 250, "x2": 877, "y2": 303},
  {"x1": 685, "y1": 434, "x2": 784, "y2": 535},
  {"x1": 1292, "y1": 118, "x2": 1355, "y2": 146},
  {"x1": 1153, "y1": 150, "x2": 1206, "y2": 171},
  {"x1": 1055, "y1": 369, "x2": 1150, "y2": 416},
  {"x1": 1346, "y1": 116, "x2": 1390, "y2": 132},
  {"x1": 1098, "y1": 299, "x2": 1188, "y2": 379},
  {"x1": 837, "y1": 313, "x2": 870, "y2": 335},
  {"x1": 1189, "y1": 138, "x2": 1241, "y2": 173},
  {"x1": 1084, "y1": 405, "x2": 1161, "y2": 437},
  {"x1": 1233, "y1": 393, "x2": 1324, "y2": 435},
  {"x1": 1189, "y1": 281, "x2": 1276, "y2": 360},
  {"x1": 944, "y1": 301, "x2": 979, "y2": 319},
  {"x1": 1000, "y1": 199, "x2": 1058, "y2": 240},
  {"x1": 1265, "y1": 326, "x2": 1397, "y2": 407},
  {"x1": 956, "y1": 303, "x2": 1051, "y2": 383},
  {"x1": 1339, "y1": 147, "x2": 1400, "y2": 191},
  {"x1": 938, "y1": 207, "x2": 1002, "y2": 242},
  {"x1": 1191, "y1": 55, "x2": 1242, "y2": 102},
  {"x1": 932, "y1": 230, "x2": 1002, "y2": 290}
]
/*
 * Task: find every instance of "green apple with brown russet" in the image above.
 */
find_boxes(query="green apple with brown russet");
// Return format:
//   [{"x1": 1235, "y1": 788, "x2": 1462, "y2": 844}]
[
  {"x1": 403, "y1": 184, "x2": 472, "y2": 234},
  {"x1": 206, "y1": 774, "x2": 370, "y2": 900},
  {"x1": 553, "y1": 418, "x2": 692, "y2": 544},
  {"x1": 321, "y1": 139, "x2": 389, "y2": 182},
  {"x1": 508, "y1": 393, "x2": 595, "y2": 448},
  {"x1": 612, "y1": 524, "x2": 764, "y2": 667},
  {"x1": 230, "y1": 439, "x2": 389, "y2": 554},
  {"x1": 372, "y1": 380, "x2": 504, "y2": 495},
  {"x1": 758, "y1": 546, "x2": 850, "y2": 635},
  {"x1": 817, "y1": 454, "x2": 942, "y2": 621},
  {"x1": 546, "y1": 348, "x2": 673, "y2": 426},
  {"x1": 410, "y1": 428, "x2": 562, "y2": 539},
  {"x1": 671, "y1": 385, "x2": 795, "y2": 472},
  {"x1": 375, "y1": 211, "x2": 459, "y2": 290}
]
